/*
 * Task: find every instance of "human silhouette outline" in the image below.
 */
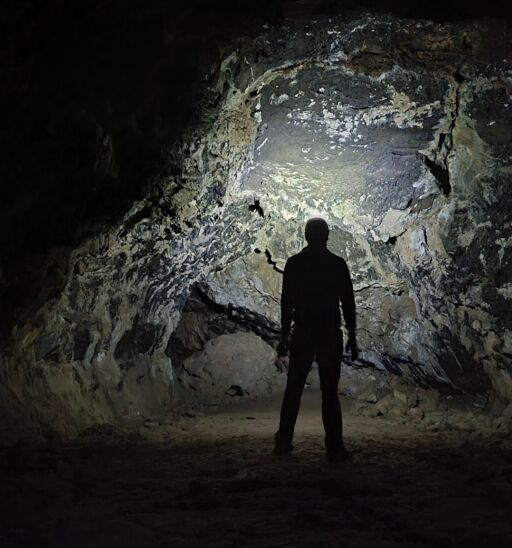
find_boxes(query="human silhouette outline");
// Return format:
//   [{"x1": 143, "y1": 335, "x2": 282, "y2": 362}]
[{"x1": 275, "y1": 217, "x2": 357, "y2": 461}]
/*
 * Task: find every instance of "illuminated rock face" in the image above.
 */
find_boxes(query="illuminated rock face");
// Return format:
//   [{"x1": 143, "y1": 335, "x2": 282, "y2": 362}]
[
  {"x1": 1, "y1": 15, "x2": 511, "y2": 433},
  {"x1": 194, "y1": 17, "x2": 512, "y2": 402}
]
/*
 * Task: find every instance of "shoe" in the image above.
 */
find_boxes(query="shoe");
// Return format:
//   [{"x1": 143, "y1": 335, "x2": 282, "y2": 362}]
[
  {"x1": 326, "y1": 446, "x2": 352, "y2": 462},
  {"x1": 274, "y1": 433, "x2": 293, "y2": 456}
]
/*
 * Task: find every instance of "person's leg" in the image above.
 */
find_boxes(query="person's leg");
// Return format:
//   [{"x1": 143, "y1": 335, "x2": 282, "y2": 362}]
[
  {"x1": 318, "y1": 360, "x2": 343, "y2": 450},
  {"x1": 275, "y1": 337, "x2": 312, "y2": 453},
  {"x1": 317, "y1": 330, "x2": 344, "y2": 451}
]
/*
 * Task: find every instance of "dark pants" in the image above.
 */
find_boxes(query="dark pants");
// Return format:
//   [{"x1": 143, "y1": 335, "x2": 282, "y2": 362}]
[{"x1": 277, "y1": 325, "x2": 343, "y2": 449}]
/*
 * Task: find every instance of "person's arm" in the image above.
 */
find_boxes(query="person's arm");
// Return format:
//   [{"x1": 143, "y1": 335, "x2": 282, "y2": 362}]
[
  {"x1": 277, "y1": 259, "x2": 293, "y2": 356},
  {"x1": 340, "y1": 260, "x2": 358, "y2": 360}
]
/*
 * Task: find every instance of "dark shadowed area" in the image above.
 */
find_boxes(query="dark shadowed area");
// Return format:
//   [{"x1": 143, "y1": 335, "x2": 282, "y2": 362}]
[{"x1": 3, "y1": 393, "x2": 512, "y2": 547}]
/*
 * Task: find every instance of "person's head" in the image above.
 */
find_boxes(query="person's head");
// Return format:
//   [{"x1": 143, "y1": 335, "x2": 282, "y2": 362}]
[{"x1": 305, "y1": 217, "x2": 329, "y2": 247}]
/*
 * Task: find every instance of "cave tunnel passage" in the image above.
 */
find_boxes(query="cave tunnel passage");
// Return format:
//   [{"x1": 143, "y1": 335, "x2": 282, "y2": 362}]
[
  {"x1": 2, "y1": 8, "x2": 511, "y2": 434},
  {"x1": 1, "y1": 10, "x2": 512, "y2": 547}
]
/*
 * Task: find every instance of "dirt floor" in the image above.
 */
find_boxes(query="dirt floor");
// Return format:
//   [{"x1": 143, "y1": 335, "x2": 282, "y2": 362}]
[{"x1": 1, "y1": 391, "x2": 512, "y2": 548}]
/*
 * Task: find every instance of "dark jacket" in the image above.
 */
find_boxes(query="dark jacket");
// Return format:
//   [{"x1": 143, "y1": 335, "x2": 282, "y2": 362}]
[{"x1": 281, "y1": 245, "x2": 356, "y2": 337}]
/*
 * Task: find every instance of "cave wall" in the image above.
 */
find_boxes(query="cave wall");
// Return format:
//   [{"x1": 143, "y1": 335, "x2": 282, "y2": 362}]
[
  {"x1": 1, "y1": 13, "x2": 511, "y2": 434},
  {"x1": 194, "y1": 16, "x2": 512, "y2": 403}
]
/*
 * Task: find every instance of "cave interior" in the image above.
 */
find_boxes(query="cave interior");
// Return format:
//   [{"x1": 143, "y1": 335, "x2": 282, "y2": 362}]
[{"x1": 1, "y1": 0, "x2": 512, "y2": 546}]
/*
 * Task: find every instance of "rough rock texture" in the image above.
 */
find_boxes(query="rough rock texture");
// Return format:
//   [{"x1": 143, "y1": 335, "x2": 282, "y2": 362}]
[
  {"x1": 178, "y1": 332, "x2": 285, "y2": 406},
  {"x1": 197, "y1": 17, "x2": 512, "y2": 404},
  {"x1": 1, "y1": 14, "x2": 511, "y2": 435}
]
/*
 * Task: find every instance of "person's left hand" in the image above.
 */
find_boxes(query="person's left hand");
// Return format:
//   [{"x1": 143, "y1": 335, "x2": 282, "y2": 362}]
[{"x1": 345, "y1": 332, "x2": 358, "y2": 361}]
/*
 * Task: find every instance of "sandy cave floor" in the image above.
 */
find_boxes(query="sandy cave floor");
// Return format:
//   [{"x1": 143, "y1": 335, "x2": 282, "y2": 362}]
[{"x1": 1, "y1": 391, "x2": 512, "y2": 548}]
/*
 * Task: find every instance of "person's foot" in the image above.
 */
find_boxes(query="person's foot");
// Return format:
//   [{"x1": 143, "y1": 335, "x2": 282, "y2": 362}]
[
  {"x1": 273, "y1": 433, "x2": 293, "y2": 456},
  {"x1": 326, "y1": 446, "x2": 352, "y2": 462}
]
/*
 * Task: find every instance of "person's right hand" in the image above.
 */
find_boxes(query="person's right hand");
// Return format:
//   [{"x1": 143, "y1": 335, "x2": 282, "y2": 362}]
[
  {"x1": 275, "y1": 355, "x2": 289, "y2": 373},
  {"x1": 277, "y1": 337, "x2": 289, "y2": 357}
]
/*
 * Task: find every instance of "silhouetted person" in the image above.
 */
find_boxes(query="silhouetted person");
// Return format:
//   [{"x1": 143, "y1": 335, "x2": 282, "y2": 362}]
[{"x1": 274, "y1": 217, "x2": 357, "y2": 462}]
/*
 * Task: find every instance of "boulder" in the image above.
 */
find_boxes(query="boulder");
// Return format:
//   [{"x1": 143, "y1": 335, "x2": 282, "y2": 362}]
[{"x1": 180, "y1": 332, "x2": 285, "y2": 405}]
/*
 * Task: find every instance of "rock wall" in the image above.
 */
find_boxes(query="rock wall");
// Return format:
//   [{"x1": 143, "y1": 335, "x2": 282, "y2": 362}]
[
  {"x1": 1, "y1": 14, "x2": 511, "y2": 435},
  {"x1": 200, "y1": 15, "x2": 512, "y2": 403}
]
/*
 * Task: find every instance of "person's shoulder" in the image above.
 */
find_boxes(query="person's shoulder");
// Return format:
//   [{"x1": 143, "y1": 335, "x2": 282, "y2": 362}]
[
  {"x1": 326, "y1": 249, "x2": 346, "y2": 263},
  {"x1": 286, "y1": 252, "x2": 299, "y2": 263},
  {"x1": 327, "y1": 250, "x2": 349, "y2": 270},
  {"x1": 285, "y1": 251, "x2": 302, "y2": 268}
]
